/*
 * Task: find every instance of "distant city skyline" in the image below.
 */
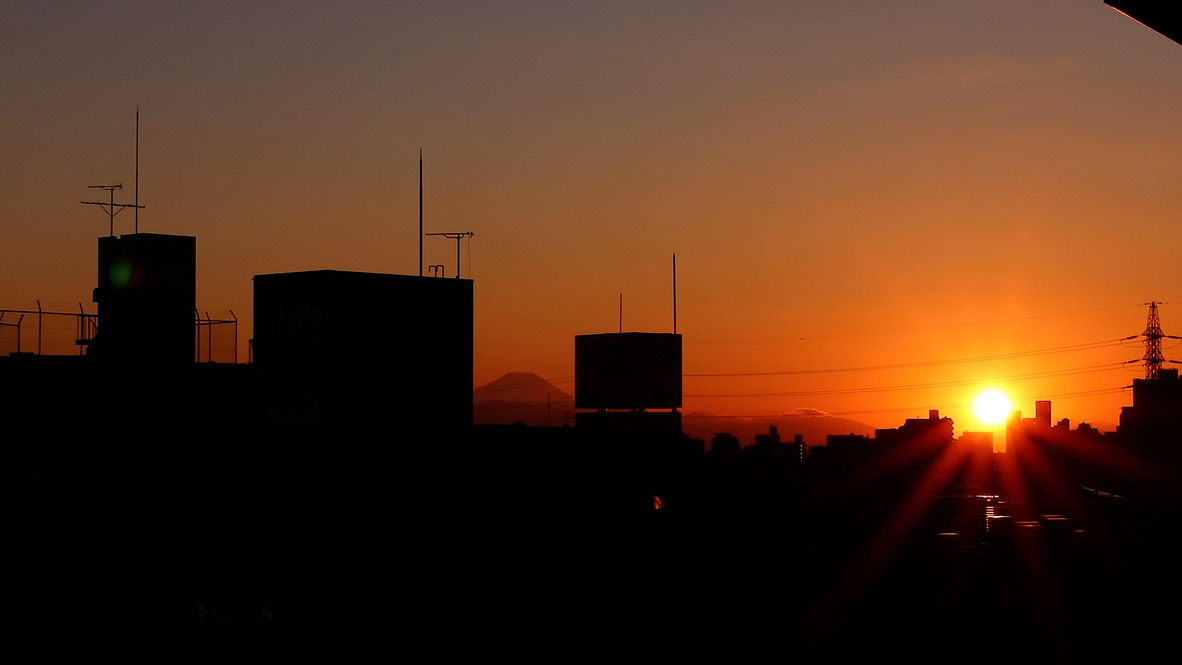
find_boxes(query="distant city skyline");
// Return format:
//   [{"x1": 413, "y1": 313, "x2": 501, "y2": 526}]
[{"x1": 4, "y1": 1, "x2": 1181, "y2": 429}]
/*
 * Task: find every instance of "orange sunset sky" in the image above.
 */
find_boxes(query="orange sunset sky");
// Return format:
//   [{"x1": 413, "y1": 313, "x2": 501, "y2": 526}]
[{"x1": 3, "y1": 2, "x2": 1181, "y2": 434}]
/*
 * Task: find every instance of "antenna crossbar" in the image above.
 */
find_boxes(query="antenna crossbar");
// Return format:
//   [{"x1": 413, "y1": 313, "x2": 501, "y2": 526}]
[
  {"x1": 426, "y1": 231, "x2": 475, "y2": 279},
  {"x1": 82, "y1": 184, "x2": 144, "y2": 237}
]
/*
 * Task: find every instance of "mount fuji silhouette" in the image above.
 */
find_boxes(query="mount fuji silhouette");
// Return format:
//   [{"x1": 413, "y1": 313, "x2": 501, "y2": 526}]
[{"x1": 473, "y1": 372, "x2": 574, "y2": 426}]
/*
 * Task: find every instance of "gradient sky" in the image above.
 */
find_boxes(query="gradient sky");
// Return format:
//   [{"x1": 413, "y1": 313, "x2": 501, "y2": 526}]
[{"x1": 3, "y1": 1, "x2": 1181, "y2": 434}]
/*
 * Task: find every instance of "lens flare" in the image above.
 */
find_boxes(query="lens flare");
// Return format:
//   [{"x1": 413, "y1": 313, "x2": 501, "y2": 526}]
[{"x1": 109, "y1": 259, "x2": 132, "y2": 289}]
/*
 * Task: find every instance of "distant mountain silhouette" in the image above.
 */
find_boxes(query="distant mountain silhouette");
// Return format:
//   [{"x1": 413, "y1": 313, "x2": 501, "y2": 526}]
[
  {"x1": 681, "y1": 410, "x2": 875, "y2": 448},
  {"x1": 473, "y1": 372, "x2": 574, "y2": 426},
  {"x1": 475, "y1": 371, "x2": 572, "y2": 402},
  {"x1": 474, "y1": 372, "x2": 873, "y2": 442}
]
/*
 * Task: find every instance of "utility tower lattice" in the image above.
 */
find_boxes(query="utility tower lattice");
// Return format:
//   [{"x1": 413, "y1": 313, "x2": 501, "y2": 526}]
[{"x1": 1143, "y1": 301, "x2": 1165, "y2": 379}]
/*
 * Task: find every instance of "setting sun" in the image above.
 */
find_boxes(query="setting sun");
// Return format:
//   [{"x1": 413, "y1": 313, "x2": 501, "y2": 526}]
[{"x1": 973, "y1": 389, "x2": 1013, "y2": 426}]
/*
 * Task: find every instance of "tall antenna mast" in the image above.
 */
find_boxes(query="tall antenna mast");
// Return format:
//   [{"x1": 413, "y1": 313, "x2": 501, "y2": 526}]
[
  {"x1": 1144, "y1": 301, "x2": 1165, "y2": 379},
  {"x1": 672, "y1": 253, "x2": 677, "y2": 334},
  {"x1": 135, "y1": 107, "x2": 140, "y2": 233},
  {"x1": 82, "y1": 184, "x2": 143, "y2": 237},
  {"x1": 425, "y1": 231, "x2": 474, "y2": 278},
  {"x1": 419, "y1": 149, "x2": 423, "y2": 277}
]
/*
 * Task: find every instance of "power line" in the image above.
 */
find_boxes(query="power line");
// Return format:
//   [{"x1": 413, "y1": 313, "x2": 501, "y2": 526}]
[
  {"x1": 685, "y1": 339, "x2": 1127, "y2": 378},
  {"x1": 474, "y1": 305, "x2": 1147, "y2": 378},
  {"x1": 475, "y1": 338, "x2": 1127, "y2": 388},
  {"x1": 475, "y1": 339, "x2": 1128, "y2": 394},
  {"x1": 814, "y1": 387, "x2": 1127, "y2": 419},
  {"x1": 688, "y1": 303, "x2": 1145, "y2": 346},
  {"x1": 81, "y1": 184, "x2": 144, "y2": 237},
  {"x1": 679, "y1": 385, "x2": 1130, "y2": 421},
  {"x1": 473, "y1": 376, "x2": 574, "y2": 394},
  {"x1": 685, "y1": 363, "x2": 1125, "y2": 399}
]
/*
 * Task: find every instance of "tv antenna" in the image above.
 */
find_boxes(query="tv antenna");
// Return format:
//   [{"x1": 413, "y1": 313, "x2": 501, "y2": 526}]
[
  {"x1": 426, "y1": 231, "x2": 474, "y2": 278},
  {"x1": 81, "y1": 184, "x2": 144, "y2": 237}
]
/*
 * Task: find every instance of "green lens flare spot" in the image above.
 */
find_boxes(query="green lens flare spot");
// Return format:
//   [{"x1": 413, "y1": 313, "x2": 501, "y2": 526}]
[{"x1": 110, "y1": 259, "x2": 132, "y2": 289}]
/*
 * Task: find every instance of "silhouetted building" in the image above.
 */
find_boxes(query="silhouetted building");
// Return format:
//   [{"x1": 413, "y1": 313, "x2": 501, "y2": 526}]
[
  {"x1": 253, "y1": 269, "x2": 473, "y2": 441},
  {"x1": 1114, "y1": 368, "x2": 1182, "y2": 494},
  {"x1": 89, "y1": 232, "x2": 196, "y2": 364},
  {"x1": 575, "y1": 332, "x2": 682, "y2": 410},
  {"x1": 1035, "y1": 400, "x2": 1051, "y2": 428},
  {"x1": 251, "y1": 269, "x2": 473, "y2": 655},
  {"x1": 957, "y1": 430, "x2": 996, "y2": 492},
  {"x1": 822, "y1": 433, "x2": 874, "y2": 468},
  {"x1": 1119, "y1": 368, "x2": 1182, "y2": 433},
  {"x1": 710, "y1": 432, "x2": 741, "y2": 457},
  {"x1": 870, "y1": 410, "x2": 955, "y2": 481},
  {"x1": 755, "y1": 425, "x2": 781, "y2": 453},
  {"x1": 1003, "y1": 400, "x2": 1127, "y2": 500},
  {"x1": 0, "y1": 231, "x2": 260, "y2": 660},
  {"x1": 959, "y1": 430, "x2": 994, "y2": 454},
  {"x1": 574, "y1": 332, "x2": 682, "y2": 436},
  {"x1": 1006, "y1": 404, "x2": 1054, "y2": 458},
  {"x1": 875, "y1": 409, "x2": 955, "y2": 450}
]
